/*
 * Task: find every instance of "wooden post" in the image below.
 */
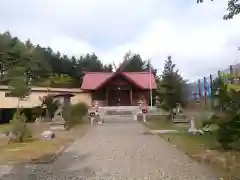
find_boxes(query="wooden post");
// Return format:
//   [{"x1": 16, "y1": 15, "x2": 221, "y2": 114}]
[
  {"x1": 106, "y1": 89, "x2": 108, "y2": 106},
  {"x1": 204, "y1": 77, "x2": 207, "y2": 107},
  {"x1": 130, "y1": 89, "x2": 133, "y2": 105}
]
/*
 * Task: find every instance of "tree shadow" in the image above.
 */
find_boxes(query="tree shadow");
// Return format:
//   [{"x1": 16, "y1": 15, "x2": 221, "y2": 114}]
[{"x1": 1, "y1": 151, "x2": 97, "y2": 180}]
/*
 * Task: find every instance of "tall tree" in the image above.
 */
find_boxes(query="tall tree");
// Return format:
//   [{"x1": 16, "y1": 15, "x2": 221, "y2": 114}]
[
  {"x1": 211, "y1": 75, "x2": 240, "y2": 149},
  {"x1": 197, "y1": 0, "x2": 240, "y2": 20},
  {"x1": 157, "y1": 56, "x2": 187, "y2": 118},
  {"x1": 7, "y1": 67, "x2": 30, "y2": 107},
  {"x1": 118, "y1": 52, "x2": 147, "y2": 72},
  {"x1": 0, "y1": 31, "x2": 114, "y2": 87},
  {"x1": 7, "y1": 66, "x2": 32, "y2": 143}
]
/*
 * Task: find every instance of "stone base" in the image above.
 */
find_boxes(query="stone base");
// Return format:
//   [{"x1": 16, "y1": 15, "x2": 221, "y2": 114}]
[
  {"x1": 150, "y1": 130, "x2": 179, "y2": 134},
  {"x1": 41, "y1": 130, "x2": 55, "y2": 140},
  {"x1": 50, "y1": 122, "x2": 66, "y2": 131}
]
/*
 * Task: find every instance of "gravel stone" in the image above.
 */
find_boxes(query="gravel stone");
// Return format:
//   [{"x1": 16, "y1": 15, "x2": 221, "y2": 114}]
[{"x1": 0, "y1": 119, "x2": 219, "y2": 180}]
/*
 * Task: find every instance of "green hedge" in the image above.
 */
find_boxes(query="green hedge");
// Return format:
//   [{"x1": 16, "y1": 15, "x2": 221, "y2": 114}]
[{"x1": 67, "y1": 102, "x2": 88, "y2": 128}]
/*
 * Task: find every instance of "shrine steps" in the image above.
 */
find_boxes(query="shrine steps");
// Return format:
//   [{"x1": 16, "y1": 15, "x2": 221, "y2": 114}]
[
  {"x1": 96, "y1": 106, "x2": 167, "y2": 123},
  {"x1": 172, "y1": 115, "x2": 189, "y2": 123}
]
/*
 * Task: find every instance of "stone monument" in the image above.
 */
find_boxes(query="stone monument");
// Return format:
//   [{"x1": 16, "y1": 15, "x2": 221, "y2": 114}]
[
  {"x1": 172, "y1": 103, "x2": 188, "y2": 123},
  {"x1": 49, "y1": 93, "x2": 75, "y2": 130},
  {"x1": 188, "y1": 117, "x2": 198, "y2": 134}
]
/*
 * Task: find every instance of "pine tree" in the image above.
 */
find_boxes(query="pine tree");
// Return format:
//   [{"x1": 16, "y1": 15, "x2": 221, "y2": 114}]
[
  {"x1": 211, "y1": 73, "x2": 240, "y2": 149},
  {"x1": 157, "y1": 56, "x2": 187, "y2": 118},
  {"x1": 211, "y1": 76, "x2": 230, "y2": 112},
  {"x1": 216, "y1": 89, "x2": 240, "y2": 149}
]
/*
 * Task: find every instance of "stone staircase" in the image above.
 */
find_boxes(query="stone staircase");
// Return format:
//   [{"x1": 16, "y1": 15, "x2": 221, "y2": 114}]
[
  {"x1": 98, "y1": 106, "x2": 166, "y2": 123},
  {"x1": 98, "y1": 106, "x2": 135, "y2": 123},
  {"x1": 172, "y1": 114, "x2": 189, "y2": 123}
]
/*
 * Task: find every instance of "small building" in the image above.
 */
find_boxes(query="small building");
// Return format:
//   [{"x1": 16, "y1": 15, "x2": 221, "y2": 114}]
[
  {"x1": 0, "y1": 86, "x2": 91, "y2": 123},
  {"x1": 81, "y1": 71, "x2": 157, "y2": 106}
]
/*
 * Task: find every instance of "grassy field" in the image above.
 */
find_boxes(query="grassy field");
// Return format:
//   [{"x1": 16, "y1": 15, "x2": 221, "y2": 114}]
[
  {"x1": 0, "y1": 124, "x2": 11, "y2": 133},
  {"x1": 146, "y1": 119, "x2": 240, "y2": 180},
  {"x1": 0, "y1": 123, "x2": 89, "y2": 164},
  {"x1": 228, "y1": 84, "x2": 240, "y2": 91}
]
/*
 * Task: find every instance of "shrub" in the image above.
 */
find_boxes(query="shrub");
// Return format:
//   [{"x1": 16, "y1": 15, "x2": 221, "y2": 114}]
[
  {"x1": 201, "y1": 113, "x2": 223, "y2": 128},
  {"x1": 215, "y1": 89, "x2": 240, "y2": 150},
  {"x1": 9, "y1": 110, "x2": 32, "y2": 143},
  {"x1": 216, "y1": 115, "x2": 240, "y2": 149},
  {"x1": 67, "y1": 102, "x2": 88, "y2": 128},
  {"x1": 20, "y1": 107, "x2": 44, "y2": 123}
]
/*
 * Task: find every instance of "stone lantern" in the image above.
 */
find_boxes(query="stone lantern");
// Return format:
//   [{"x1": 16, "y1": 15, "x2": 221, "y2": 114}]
[
  {"x1": 138, "y1": 99, "x2": 143, "y2": 112},
  {"x1": 155, "y1": 95, "x2": 160, "y2": 107}
]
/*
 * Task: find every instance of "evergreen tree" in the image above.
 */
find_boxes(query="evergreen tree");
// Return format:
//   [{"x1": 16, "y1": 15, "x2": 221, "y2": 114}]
[
  {"x1": 0, "y1": 31, "x2": 114, "y2": 87},
  {"x1": 211, "y1": 76, "x2": 230, "y2": 111},
  {"x1": 210, "y1": 74, "x2": 240, "y2": 149},
  {"x1": 157, "y1": 56, "x2": 187, "y2": 118},
  {"x1": 119, "y1": 52, "x2": 147, "y2": 72},
  {"x1": 216, "y1": 89, "x2": 240, "y2": 149}
]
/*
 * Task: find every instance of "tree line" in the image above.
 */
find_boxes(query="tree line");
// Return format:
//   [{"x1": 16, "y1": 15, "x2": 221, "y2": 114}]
[
  {"x1": 0, "y1": 32, "x2": 159, "y2": 88},
  {"x1": 0, "y1": 31, "x2": 189, "y2": 113}
]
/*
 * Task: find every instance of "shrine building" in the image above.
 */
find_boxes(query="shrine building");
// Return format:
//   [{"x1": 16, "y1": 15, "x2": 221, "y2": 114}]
[{"x1": 81, "y1": 71, "x2": 157, "y2": 106}]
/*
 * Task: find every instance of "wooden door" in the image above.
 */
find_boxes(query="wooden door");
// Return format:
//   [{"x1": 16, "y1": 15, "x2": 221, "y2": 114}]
[
  {"x1": 119, "y1": 90, "x2": 130, "y2": 106},
  {"x1": 108, "y1": 90, "x2": 130, "y2": 106}
]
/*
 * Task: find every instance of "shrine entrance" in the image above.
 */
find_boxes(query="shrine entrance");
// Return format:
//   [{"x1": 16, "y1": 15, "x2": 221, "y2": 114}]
[{"x1": 108, "y1": 89, "x2": 131, "y2": 106}]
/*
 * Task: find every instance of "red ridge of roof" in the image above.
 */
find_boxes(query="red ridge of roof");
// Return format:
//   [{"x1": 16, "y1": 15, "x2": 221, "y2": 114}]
[
  {"x1": 122, "y1": 72, "x2": 157, "y2": 89},
  {"x1": 81, "y1": 72, "x2": 157, "y2": 90},
  {"x1": 81, "y1": 72, "x2": 113, "y2": 90}
]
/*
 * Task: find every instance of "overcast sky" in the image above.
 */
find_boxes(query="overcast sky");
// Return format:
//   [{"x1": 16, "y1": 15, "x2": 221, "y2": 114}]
[{"x1": 0, "y1": 0, "x2": 240, "y2": 81}]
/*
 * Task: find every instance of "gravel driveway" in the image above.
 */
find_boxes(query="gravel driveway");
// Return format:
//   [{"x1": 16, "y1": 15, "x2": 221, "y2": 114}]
[{"x1": 1, "y1": 120, "x2": 219, "y2": 180}]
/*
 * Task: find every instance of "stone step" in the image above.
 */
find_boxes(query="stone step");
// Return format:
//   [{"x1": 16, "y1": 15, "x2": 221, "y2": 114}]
[
  {"x1": 105, "y1": 110, "x2": 133, "y2": 115},
  {"x1": 173, "y1": 117, "x2": 189, "y2": 123},
  {"x1": 101, "y1": 114, "x2": 135, "y2": 123}
]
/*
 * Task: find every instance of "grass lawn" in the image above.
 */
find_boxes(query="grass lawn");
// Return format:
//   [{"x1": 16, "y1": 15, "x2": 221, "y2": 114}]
[
  {"x1": 0, "y1": 123, "x2": 89, "y2": 164},
  {"x1": 228, "y1": 84, "x2": 240, "y2": 91},
  {"x1": 0, "y1": 123, "x2": 11, "y2": 133},
  {"x1": 146, "y1": 119, "x2": 240, "y2": 180}
]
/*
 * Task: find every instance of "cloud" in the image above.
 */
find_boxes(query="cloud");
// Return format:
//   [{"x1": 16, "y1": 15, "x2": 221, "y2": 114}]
[
  {"x1": 100, "y1": 0, "x2": 240, "y2": 80},
  {"x1": 0, "y1": 0, "x2": 240, "y2": 81}
]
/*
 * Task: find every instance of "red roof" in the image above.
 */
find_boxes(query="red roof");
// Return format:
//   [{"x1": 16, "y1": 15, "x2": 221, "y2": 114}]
[{"x1": 81, "y1": 72, "x2": 157, "y2": 90}]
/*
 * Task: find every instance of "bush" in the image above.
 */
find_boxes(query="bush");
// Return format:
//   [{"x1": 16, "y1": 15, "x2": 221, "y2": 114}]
[
  {"x1": 40, "y1": 95, "x2": 60, "y2": 119},
  {"x1": 9, "y1": 110, "x2": 32, "y2": 143},
  {"x1": 20, "y1": 107, "x2": 44, "y2": 123},
  {"x1": 216, "y1": 115, "x2": 240, "y2": 149},
  {"x1": 67, "y1": 102, "x2": 88, "y2": 128},
  {"x1": 71, "y1": 102, "x2": 88, "y2": 117}
]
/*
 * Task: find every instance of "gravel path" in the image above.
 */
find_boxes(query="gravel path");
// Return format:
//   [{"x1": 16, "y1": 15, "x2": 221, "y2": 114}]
[{"x1": 1, "y1": 120, "x2": 219, "y2": 180}]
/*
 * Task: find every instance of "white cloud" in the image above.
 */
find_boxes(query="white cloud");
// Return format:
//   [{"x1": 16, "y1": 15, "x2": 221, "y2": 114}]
[
  {"x1": 0, "y1": 0, "x2": 240, "y2": 81},
  {"x1": 100, "y1": 0, "x2": 240, "y2": 80}
]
